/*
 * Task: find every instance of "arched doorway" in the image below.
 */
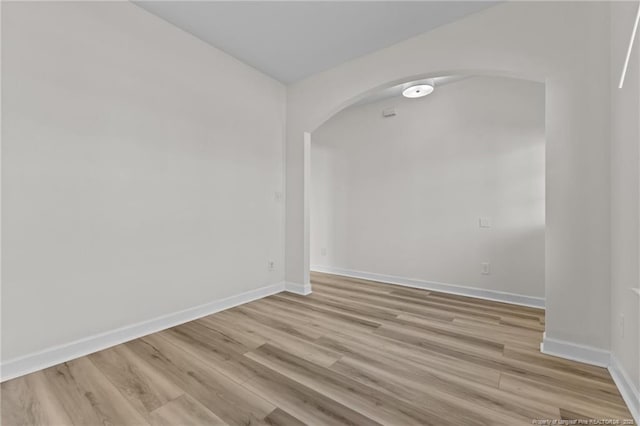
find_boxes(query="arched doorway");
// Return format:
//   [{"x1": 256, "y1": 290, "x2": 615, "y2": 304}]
[{"x1": 301, "y1": 70, "x2": 545, "y2": 295}]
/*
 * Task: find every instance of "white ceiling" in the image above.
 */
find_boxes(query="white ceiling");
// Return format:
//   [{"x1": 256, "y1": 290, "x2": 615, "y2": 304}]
[{"x1": 134, "y1": 1, "x2": 497, "y2": 83}]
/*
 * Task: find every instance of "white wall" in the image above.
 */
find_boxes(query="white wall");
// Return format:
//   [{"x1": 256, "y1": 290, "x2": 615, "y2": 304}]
[
  {"x1": 286, "y1": 1, "x2": 611, "y2": 353},
  {"x1": 311, "y1": 76, "x2": 545, "y2": 300},
  {"x1": 609, "y1": 1, "x2": 639, "y2": 416},
  {"x1": 1, "y1": 2, "x2": 286, "y2": 362}
]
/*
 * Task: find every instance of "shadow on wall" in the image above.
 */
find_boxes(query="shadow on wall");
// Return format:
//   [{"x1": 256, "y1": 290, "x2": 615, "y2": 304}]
[{"x1": 310, "y1": 75, "x2": 545, "y2": 300}]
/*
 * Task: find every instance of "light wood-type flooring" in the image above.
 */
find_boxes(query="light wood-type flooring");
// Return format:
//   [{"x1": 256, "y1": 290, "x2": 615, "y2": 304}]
[{"x1": 1, "y1": 272, "x2": 635, "y2": 425}]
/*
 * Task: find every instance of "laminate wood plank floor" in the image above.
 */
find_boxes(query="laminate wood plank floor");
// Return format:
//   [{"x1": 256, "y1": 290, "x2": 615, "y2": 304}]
[{"x1": 2, "y1": 272, "x2": 635, "y2": 425}]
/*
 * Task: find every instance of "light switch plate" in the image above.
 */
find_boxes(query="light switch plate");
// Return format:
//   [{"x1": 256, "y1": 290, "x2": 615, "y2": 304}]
[{"x1": 382, "y1": 107, "x2": 396, "y2": 117}]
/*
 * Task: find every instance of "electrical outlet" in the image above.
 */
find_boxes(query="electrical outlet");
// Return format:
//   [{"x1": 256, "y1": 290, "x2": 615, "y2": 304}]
[
  {"x1": 274, "y1": 192, "x2": 283, "y2": 203},
  {"x1": 479, "y1": 217, "x2": 491, "y2": 228},
  {"x1": 321, "y1": 248, "x2": 327, "y2": 256},
  {"x1": 481, "y1": 262, "x2": 490, "y2": 275},
  {"x1": 268, "y1": 260, "x2": 275, "y2": 271},
  {"x1": 382, "y1": 107, "x2": 396, "y2": 117}
]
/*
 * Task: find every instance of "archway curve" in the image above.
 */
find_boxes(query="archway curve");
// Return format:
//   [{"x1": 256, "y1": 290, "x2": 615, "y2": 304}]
[
  {"x1": 303, "y1": 69, "x2": 547, "y2": 290},
  {"x1": 286, "y1": 1, "x2": 612, "y2": 357},
  {"x1": 307, "y1": 68, "x2": 545, "y2": 135}
]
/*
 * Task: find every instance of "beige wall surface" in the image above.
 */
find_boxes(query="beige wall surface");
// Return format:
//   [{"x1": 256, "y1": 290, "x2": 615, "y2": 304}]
[
  {"x1": 610, "y1": 0, "x2": 640, "y2": 402},
  {"x1": 311, "y1": 76, "x2": 545, "y2": 300},
  {"x1": 1, "y1": 2, "x2": 286, "y2": 362},
  {"x1": 287, "y1": 2, "x2": 612, "y2": 351}
]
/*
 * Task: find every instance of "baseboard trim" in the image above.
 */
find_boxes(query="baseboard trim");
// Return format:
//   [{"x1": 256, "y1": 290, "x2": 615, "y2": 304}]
[
  {"x1": 540, "y1": 334, "x2": 610, "y2": 368},
  {"x1": 284, "y1": 281, "x2": 312, "y2": 295},
  {"x1": 0, "y1": 281, "x2": 285, "y2": 383},
  {"x1": 609, "y1": 355, "x2": 640, "y2": 424},
  {"x1": 311, "y1": 265, "x2": 545, "y2": 309}
]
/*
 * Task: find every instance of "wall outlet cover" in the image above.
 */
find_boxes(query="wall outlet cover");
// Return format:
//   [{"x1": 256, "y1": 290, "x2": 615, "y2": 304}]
[
  {"x1": 382, "y1": 107, "x2": 396, "y2": 117},
  {"x1": 479, "y1": 217, "x2": 492, "y2": 228},
  {"x1": 481, "y1": 262, "x2": 490, "y2": 275}
]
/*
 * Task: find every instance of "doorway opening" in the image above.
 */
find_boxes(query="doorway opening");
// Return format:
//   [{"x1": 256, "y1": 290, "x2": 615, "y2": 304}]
[{"x1": 307, "y1": 74, "x2": 546, "y2": 307}]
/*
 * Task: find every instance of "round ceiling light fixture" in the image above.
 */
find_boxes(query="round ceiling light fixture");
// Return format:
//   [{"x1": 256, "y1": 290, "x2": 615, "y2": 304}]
[{"x1": 402, "y1": 84, "x2": 434, "y2": 98}]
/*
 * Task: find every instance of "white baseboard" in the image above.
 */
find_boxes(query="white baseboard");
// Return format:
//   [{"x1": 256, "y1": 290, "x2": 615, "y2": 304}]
[
  {"x1": 311, "y1": 265, "x2": 545, "y2": 309},
  {"x1": 541, "y1": 335, "x2": 639, "y2": 422},
  {"x1": 540, "y1": 333, "x2": 610, "y2": 367},
  {"x1": 609, "y1": 355, "x2": 640, "y2": 424},
  {"x1": 285, "y1": 281, "x2": 312, "y2": 295},
  {"x1": 0, "y1": 281, "x2": 285, "y2": 383}
]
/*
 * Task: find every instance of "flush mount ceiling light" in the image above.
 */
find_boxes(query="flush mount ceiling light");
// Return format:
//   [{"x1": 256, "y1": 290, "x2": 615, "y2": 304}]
[{"x1": 402, "y1": 84, "x2": 434, "y2": 98}]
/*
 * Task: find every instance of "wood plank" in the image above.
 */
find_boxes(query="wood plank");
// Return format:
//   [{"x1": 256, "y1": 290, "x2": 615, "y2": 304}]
[
  {"x1": 315, "y1": 282, "x2": 504, "y2": 323},
  {"x1": 404, "y1": 314, "x2": 540, "y2": 350},
  {"x1": 502, "y1": 345, "x2": 614, "y2": 383},
  {"x1": 314, "y1": 332, "x2": 502, "y2": 388},
  {"x1": 330, "y1": 355, "x2": 560, "y2": 425},
  {"x1": 277, "y1": 291, "x2": 399, "y2": 322},
  {"x1": 374, "y1": 322, "x2": 505, "y2": 359},
  {"x1": 2, "y1": 272, "x2": 634, "y2": 424},
  {"x1": 236, "y1": 357, "x2": 380, "y2": 426},
  {"x1": 309, "y1": 272, "x2": 398, "y2": 294},
  {"x1": 264, "y1": 408, "x2": 306, "y2": 426},
  {"x1": 126, "y1": 333, "x2": 275, "y2": 425},
  {"x1": 209, "y1": 308, "x2": 343, "y2": 367},
  {"x1": 1, "y1": 371, "x2": 73, "y2": 426},
  {"x1": 246, "y1": 343, "x2": 462, "y2": 426},
  {"x1": 158, "y1": 320, "x2": 256, "y2": 383},
  {"x1": 149, "y1": 394, "x2": 226, "y2": 426},
  {"x1": 42, "y1": 357, "x2": 148, "y2": 425},
  {"x1": 237, "y1": 302, "x2": 326, "y2": 339},
  {"x1": 88, "y1": 344, "x2": 184, "y2": 420},
  {"x1": 260, "y1": 296, "x2": 382, "y2": 333},
  {"x1": 499, "y1": 372, "x2": 631, "y2": 419}
]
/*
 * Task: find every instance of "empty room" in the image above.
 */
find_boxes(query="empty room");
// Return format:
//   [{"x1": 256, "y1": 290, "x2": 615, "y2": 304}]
[{"x1": 1, "y1": 1, "x2": 639, "y2": 425}]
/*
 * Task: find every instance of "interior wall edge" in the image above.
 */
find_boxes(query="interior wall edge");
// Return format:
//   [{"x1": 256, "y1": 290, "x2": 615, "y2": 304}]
[
  {"x1": 284, "y1": 281, "x2": 313, "y2": 295},
  {"x1": 541, "y1": 336, "x2": 639, "y2": 422},
  {"x1": 540, "y1": 333, "x2": 611, "y2": 368},
  {"x1": 608, "y1": 354, "x2": 640, "y2": 424},
  {"x1": 310, "y1": 265, "x2": 545, "y2": 309},
  {"x1": 0, "y1": 281, "x2": 286, "y2": 383}
]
